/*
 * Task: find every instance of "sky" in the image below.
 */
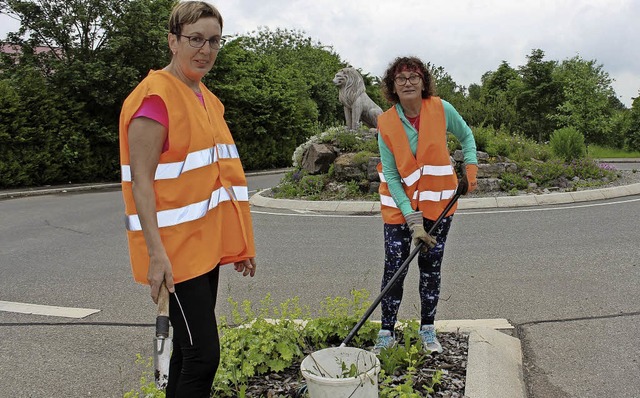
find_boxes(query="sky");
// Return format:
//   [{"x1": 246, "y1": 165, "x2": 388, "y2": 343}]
[{"x1": 2, "y1": 0, "x2": 639, "y2": 107}]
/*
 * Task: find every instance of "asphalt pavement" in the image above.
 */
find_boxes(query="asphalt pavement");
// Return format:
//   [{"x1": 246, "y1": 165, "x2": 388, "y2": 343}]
[{"x1": 1, "y1": 161, "x2": 639, "y2": 397}]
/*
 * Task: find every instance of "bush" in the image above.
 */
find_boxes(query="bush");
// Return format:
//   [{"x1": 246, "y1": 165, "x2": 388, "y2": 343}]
[
  {"x1": 353, "y1": 151, "x2": 376, "y2": 166},
  {"x1": 471, "y1": 125, "x2": 493, "y2": 152},
  {"x1": 299, "y1": 174, "x2": 328, "y2": 197},
  {"x1": 550, "y1": 127, "x2": 586, "y2": 161},
  {"x1": 570, "y1": 158, "x2": 618, "y2": 180},
  {"x1": 523, "y1": 159, "x2": 567, "y2": 186},
  {"x1": 499, "y1": 172, "x2": 530, "y2": 191}
]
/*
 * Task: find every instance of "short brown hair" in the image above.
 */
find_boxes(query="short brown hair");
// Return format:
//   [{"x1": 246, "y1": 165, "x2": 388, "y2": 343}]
[
  {"x1": 381, "y1": 56, "x2": 436, "y2": 104},
  {"x1": 169, "y1": 1, "x2": 223, "y2": 36}
]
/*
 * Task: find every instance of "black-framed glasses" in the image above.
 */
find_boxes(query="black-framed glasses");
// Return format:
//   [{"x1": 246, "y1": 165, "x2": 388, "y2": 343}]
[
  {"x1": 176, "y1": 34, "x2": 225, "y2": 50},
  {"x1": 394, "y1": 74, "x2": 422, "y2": 86}
]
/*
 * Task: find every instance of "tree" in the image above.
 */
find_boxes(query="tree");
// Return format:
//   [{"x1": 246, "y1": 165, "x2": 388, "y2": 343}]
[
  {"x1": 626, "y1": 94, "x2": 640, "y2": 151},
  {"x1": 516, "y1": 49, "x2": 563, "y2": 142},
  {"x1": 429, "y1": 64, "x2": 467, "y2": 112},
  {"x1": 237, "y1": 27, "x2": 348, "y2": 126},
  {"x1": 477, "y1": 61, "x2": 521, "y2": 131},
  {"x1": 207, "y1": 28, "x2": 353, "y2": 169},
  {"x1": 0, "y1": 0, "x2": 175, "y2": 183},
  {"x1": 553, "y1": 55, "x2": 616, "y2": 147}
]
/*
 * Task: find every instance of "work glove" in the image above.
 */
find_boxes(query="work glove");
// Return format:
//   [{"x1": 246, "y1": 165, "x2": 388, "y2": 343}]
[
  {"x1": 405, "y1": 211, "x2": 437, "y2": 251},
  {"x1": 456, "y1": 164, "x2": 478, "y2": 195}
]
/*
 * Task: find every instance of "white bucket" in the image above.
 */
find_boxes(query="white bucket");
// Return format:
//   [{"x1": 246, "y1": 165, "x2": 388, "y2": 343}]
[{"x1": 300, "y1": 346, "x2": 380, "y2": 398}]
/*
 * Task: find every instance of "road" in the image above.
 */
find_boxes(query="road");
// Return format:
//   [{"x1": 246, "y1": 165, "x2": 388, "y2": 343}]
[{"x1": 0, "y1": 172, "x2": 639, "y2": 397}]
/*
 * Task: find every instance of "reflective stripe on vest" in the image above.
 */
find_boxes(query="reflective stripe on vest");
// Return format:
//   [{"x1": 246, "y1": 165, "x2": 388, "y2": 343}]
[
  {"x1": 120, "y1": 143, "x2": 239, "y2": 182},
  {"x1": 380, "y1": 188, "x2": 455, "y2": 209},
  {"x1": 401, "y1": 164, "x2": 454, "y2": 187},
  {"x1": 125, "y1": 185, "x2": 248, "y2": 231},
  {"x1": 419, "y1": 189, "x2": 456, "y2": 202}
]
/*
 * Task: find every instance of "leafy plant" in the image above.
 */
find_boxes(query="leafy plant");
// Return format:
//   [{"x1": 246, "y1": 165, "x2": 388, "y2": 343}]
[
  {"x1": 214, "y1": 295, "x2": 307, "y2": 396},
  {"x1": 304, "y1": 289, "x2": 378, "y2": 349},
  {"x1": 550, "y1": 127, "x2": 586, "y2": 161},
  {"x1": 499, "y1": 172, "x2": 530, "y2": 191},
  {"x1": 353, "y1": 151, "x2": 376, "y2": 167},
  {"x1": 123, "y1": 354, "x2": 165, "y2": 398}
]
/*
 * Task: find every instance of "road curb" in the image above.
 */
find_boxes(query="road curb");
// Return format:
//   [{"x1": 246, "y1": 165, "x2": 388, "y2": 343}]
[
  {"x1": 250, "y1": 183, "x2": 640, "y2": 211},
  {"x1": 465, "y1": 327, "x2": 527, "y2": 398},
  {"x1": 0, "y1": 183, "x2": 121, "y2": 200}
]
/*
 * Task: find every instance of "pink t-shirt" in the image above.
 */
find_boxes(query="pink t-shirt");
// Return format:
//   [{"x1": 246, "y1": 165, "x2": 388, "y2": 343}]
[{"x1": 132, "y1": 93, "x2": 205, "y2": 152}]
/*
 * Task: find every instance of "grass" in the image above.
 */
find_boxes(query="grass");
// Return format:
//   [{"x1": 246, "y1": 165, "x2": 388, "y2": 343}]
[{"x1": 587, "y1": 145, "x2": 640, "y2": 158}]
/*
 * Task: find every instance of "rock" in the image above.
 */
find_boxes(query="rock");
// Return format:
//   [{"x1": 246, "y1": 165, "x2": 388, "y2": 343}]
[
  {"x1": 454, "y1": 150, "x2": 489, "y2": 163},
  {"x1": 334, "y1": 153, "x2": 366, "y2": 181},
  {"x1": 369, "y1": 181, "x2": 380, "y2": 193},
  {"x1": 301, "y1": 143, "x2": 336, "y2": 175},
  {"x1": 477, "y1": 178, "x2": 502, "y2": 192},
  {"x1": 478, "y1": 163, "x2": 506, "y2": 178},
  {"x1": 367, "y1": 157, "x2": 381, "y2": 181},
  {"x1": 453, "y1": 150, "x2": 464, "y2": 163}
]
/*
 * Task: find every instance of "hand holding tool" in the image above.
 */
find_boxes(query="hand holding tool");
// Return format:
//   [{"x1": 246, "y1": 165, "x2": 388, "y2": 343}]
[
  {"x1": 464, "y1": 164, "x2": 478, "y2": 194},
  {"x1": 405, "y1": 211, "x2": 436, "y2": 251},
  {"x1": 153, "y1": 283, "x2": 172, "y2": 389}
]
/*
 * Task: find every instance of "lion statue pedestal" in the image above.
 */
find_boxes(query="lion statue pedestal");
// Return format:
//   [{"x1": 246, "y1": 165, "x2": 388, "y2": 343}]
[{"x1": 333, "y1": 67, "x2": 383, "y2": 130}]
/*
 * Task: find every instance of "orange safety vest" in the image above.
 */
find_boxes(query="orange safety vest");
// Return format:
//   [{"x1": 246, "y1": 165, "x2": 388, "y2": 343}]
[
  {"x1": 119, "y1": 70, "x2": 255, "y2": 284},
  {"x1": 377, "y1": 97, "x2": 458, "y2": 224}
]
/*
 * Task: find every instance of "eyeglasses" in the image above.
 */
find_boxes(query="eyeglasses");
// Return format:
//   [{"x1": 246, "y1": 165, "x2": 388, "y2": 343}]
[
  {"x1": 176, "y1": 34, "x2": 225, "y2": 50},
  {"x1": 394, "y1": 74, "x2": 422, "y2": 86}
]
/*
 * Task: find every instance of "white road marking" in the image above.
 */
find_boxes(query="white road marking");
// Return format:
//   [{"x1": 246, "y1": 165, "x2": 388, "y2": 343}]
[
  {"x1": 250, "y1": 197, "x2": 640, "y2": 217},
  {"x1": 0, "y1": 300, "x2": 100, "y2": 319},
  {"x1": 460, "y1": 197, "x2": 640, "y2": 215},
  {"x1": 251, "y1": 210, "x2": 378, "y2": 218}
]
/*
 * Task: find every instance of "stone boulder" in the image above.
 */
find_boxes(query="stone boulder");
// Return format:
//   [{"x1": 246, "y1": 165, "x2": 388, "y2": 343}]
[
  {"x1": 334, "y1": 153, "x2": 366, "y2": 181},
  {"x1": 301, "y1": 143, "x2": 336, "y2": 175},
  {"x1": 367, "y1": 157, "x2": 381, "y2": 181},
  {"x1": 477, "y1": 178, "x2": 502, "y2": 192}
]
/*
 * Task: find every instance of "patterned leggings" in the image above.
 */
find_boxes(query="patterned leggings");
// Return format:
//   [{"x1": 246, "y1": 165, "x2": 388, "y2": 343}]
[{"x1": 380, "y1": 215, "x2": 453, "y2": 331}]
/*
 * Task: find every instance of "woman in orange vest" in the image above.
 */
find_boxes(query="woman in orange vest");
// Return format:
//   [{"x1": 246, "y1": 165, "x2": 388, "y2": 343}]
[
  {"x1": 118, "y1": 2, "x2": 256, "y2": 396},
  {"x1": 373, "y1": 56, "x2": 478, "y2": 355}
]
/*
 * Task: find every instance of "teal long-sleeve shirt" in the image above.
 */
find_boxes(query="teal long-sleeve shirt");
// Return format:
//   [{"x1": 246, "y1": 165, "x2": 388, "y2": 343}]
[{"x1": 378, "y1": 100, "x2": 477, "y2": 217}]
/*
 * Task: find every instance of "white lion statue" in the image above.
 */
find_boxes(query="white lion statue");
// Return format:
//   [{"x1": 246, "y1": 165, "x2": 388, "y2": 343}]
[{"x1": 333, "y1": 67, "x2": 383, "y2": 130}]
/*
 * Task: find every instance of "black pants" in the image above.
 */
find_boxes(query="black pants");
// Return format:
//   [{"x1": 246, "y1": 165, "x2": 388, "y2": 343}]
[{"x1": 166, "y1": 266, "x2": 220, "y2": 398}]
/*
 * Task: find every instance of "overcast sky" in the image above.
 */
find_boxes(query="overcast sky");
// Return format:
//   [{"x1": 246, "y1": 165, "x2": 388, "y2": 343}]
[{"x1": 2, "y1": 0, "x2": 638, "y2": 107}]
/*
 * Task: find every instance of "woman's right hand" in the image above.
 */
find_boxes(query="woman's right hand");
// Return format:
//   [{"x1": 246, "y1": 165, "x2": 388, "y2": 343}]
[{"x1": 147, "y1": 253, "x2": 175, "y2": 304}]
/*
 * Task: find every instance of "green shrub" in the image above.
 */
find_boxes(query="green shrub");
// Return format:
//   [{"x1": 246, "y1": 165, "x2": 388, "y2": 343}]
[
  {"x1": 353, "y1": 151, "x2": 376, "y2": 166},
  {"x1": 447, "y1": 133, "x2": 462, "y2": 153},
  {"x1": 299, "y1": 174, "x2": 327, "y2": 197},
  {"x1": 499, "y1": 172, "x2": 529, "y2": 191},
  {"x1": 358, "y1": 135, "x2": 380, "y2": 153},
  {"x1": 550, "y1": 127, "x2": 586, "y2": 161},
  {"x1": 485, "y1": 139, "x2": 511, "y2": 157},
  {"x1": 336, "y1": 131, "x2": 360, "y2": 152},
  {"x1": 523, "y1": 159, "x2": 568, "y2": 186},
  {"x1": 570, "y1": 158, "x2": 618, "y2": 180},
  {"x1": 472, "y1": 126, "x2": 494, "y2": 152}
]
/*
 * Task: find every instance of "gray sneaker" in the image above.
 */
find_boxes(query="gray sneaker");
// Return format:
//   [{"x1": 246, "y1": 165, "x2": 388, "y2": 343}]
[
  {"x1": 371, "y1": 329, "x2": 396, "y2": 354},
  {"x1": 419, "y1": 325, "x2": 443, "y2": 354}
]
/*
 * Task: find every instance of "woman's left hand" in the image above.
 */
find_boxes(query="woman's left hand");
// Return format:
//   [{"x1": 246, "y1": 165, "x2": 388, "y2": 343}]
[{"x1": 234, "y1": 258, "x2": 256, "y2": 277}]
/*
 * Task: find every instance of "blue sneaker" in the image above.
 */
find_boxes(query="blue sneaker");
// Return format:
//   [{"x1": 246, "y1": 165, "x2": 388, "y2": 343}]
[
  {"x1": 419, "y1": 325, "x2": 443, "y2": 354},
  {"x1": 371, "y1": 329, "x2": 396, "y2": 354}
]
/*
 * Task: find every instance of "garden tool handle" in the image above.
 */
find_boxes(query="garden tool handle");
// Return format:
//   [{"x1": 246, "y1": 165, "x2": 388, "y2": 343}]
[
  {"x1": 156, "y1": 283, "x2": 170, "y2": 339},
  {"x1": 340, "y1": 192, "x2": 461, "y2": 348}
]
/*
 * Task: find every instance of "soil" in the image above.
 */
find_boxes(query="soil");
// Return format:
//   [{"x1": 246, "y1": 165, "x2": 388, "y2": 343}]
[{"x1": 239, "y1": 331, "x2": 469, "y2": 398}]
